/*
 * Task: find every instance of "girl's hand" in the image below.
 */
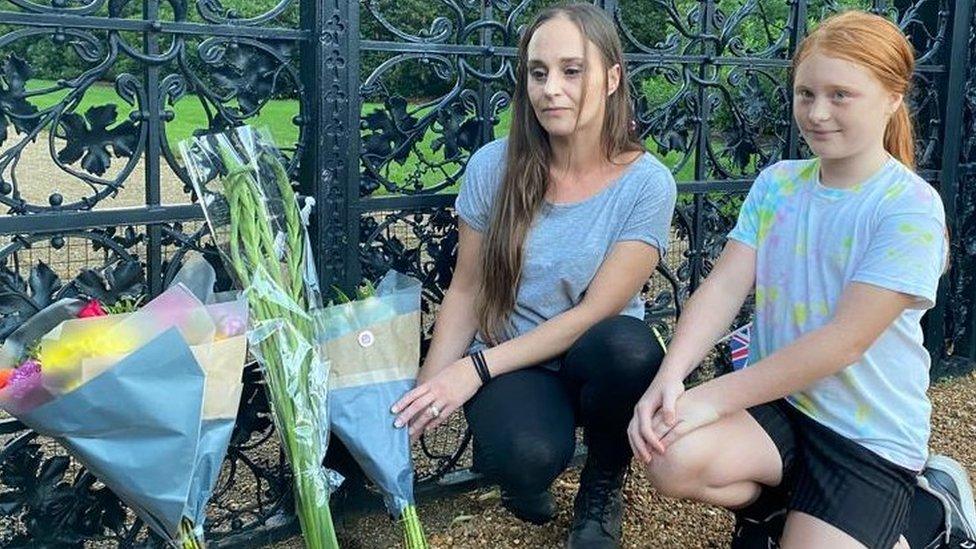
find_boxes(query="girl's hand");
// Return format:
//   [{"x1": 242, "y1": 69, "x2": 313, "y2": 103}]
[
  {"x1": 650, "y1": 386, "x2": 722, "y2": 447},
  {"x1": 628, "y1": 374, "x2": 685, "y2": 465},
  {"x1": 392, "y1": 357, "x2": 482, "y2": 442}
]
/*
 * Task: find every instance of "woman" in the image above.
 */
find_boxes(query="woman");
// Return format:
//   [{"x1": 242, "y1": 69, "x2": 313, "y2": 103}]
[{"x1": 392, "y1": 4, "x2": 676, "y2": 547}]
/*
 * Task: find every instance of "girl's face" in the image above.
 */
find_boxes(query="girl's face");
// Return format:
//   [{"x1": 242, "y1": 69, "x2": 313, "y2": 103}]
[
  {"x1": 793, "y1": 51, "x2": 902, "y2": 162},
  {"x1": 525, "y1": 16, "x2": 620, "y2": 139}
]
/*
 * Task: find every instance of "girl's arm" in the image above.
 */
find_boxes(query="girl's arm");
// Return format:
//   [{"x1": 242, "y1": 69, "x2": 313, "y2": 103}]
[
  {"x1": 656, "y1": 240, "x2": 758, "y2": 383},
  {"x1": 651, "y1": 180, "x2": 947, "y2": 447},
  {"x1": 417, "y1": 221, "x2": 483, "y2": 382},
  {"x1": 692, "y1": 281, "x2": 912, "y2": 415},
  {"x1": 654, "y1": 282, "x2": 914, "y2": 446},
  {"x1": 628, "y1": 239, "x2": 756, "y2": 462}
]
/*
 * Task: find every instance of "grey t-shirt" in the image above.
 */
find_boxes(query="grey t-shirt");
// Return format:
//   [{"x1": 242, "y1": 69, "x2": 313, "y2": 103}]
[{"x1": 455, "y1": 138, "x2": 677, "y2": 364}]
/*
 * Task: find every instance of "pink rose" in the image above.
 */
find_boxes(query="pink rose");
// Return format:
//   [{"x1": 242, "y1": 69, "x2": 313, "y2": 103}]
[{"x1": 78, "y1": 299, "x2": 107, "y2": 318}]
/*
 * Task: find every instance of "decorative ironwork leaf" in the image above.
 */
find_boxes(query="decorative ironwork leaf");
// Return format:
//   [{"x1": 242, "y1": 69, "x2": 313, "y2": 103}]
[
  {"x1": 722, "y1": 124, "x2": 756, "y2": 171},
  {"x1": 655, "y1": 110, "x2": 692, "y2": 156},
  {"x1": 0, "y1": 443, "x2": 41, "y2": 490},
  {"x1": 0, "y1": 443, "x2": 125, "y2": 547},
  {"x1": 362, "y1": 96, "x2": 416, "y2": 163},
  {"x1": 0, "y1": 54, "x2": 40, "y2": 146},
  {"x1": 211, "y1": 45, "x2": 276, "y2": 115},
  {"x1": 27, "y1": 261, "x2": 62, "y2": 310},
  {"x1": 0, "y1": 487, "x2": 21, "y2": 514},
  {"x1": 60, "y1": 471, "x2": 127, "y2": 538},
  {"x1": 108, "y1": 0, "x2": 135, "y2": 18},
  {"x1": 430, "y1": 103, "x2": 481, "y2": 160},
  {"x1": 63, "y1": 259, "x2": 145, "y2": 304},
  {"x1": 0, "y1": 261, "x2": 64, "y2": 339},
  {"x1": 0, "y1": 265, "x2": 30, "y2": 316},
  {"x1": 0, "y1": 448, "x2": 72, "y2": 525},
  {"x1": 56, "y1": 104, "x2": 139, "y2": 176},
  {"x1": 739, "y1": 74, "x2": 769, "y2": 120}
]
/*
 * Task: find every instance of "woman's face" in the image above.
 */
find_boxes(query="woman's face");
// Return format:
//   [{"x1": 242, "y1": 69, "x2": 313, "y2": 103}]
[{"x1": 525, "y1": 16, "x2": 620, "y2": 139}]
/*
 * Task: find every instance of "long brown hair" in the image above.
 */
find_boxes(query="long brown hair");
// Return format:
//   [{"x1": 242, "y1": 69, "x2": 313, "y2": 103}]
[
  {"x1": 793, "y1": 10, "x2": 916, "y2": 168},
  {"x1": 477, "y1": 3, "x2": 643, "y2": 343}
]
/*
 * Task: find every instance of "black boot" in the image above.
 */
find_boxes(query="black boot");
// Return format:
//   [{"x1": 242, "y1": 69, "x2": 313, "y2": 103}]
[
  {"x1": 501, "y1": 489, "x2": 557, "y2": 525},
  {"x1": 566, "y1": 450, "x2": 626, "y2": 548}
]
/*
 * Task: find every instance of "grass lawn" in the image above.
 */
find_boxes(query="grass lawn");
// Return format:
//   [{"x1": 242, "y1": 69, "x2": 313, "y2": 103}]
[
  {"x1": 25, "y1": 79, "x2": 707, "y2": 196},
  {"x1": 26, "y1": 79, "x2": 301, "y2": 153}
]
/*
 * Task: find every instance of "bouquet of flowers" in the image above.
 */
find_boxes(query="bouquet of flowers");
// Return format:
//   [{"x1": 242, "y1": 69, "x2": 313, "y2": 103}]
[
  {"x1": 179, "y1": 125, "x2": 338, "y2": 548},
  {"x1": 0, "y1": 254, "x2": 248, "y2": 547},
  {"x1": 315, "y1": 270, "x2": 428, "y2": 548}
]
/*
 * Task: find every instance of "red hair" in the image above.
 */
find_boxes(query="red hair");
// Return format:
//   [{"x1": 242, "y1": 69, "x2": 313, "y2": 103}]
[{"x1": 794, "y1": 11, "x2": 916, "y2": 169}]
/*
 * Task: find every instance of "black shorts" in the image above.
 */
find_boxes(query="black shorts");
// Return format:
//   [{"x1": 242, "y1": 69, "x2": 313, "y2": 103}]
[{"x1": 747, "y1": 400, "x2": 919, "y2": 549}]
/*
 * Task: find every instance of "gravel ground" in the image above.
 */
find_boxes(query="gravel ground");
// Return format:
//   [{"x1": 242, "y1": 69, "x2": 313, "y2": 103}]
[{"x1": 272, "y1": 371, "x2": 976, "y2": 548}]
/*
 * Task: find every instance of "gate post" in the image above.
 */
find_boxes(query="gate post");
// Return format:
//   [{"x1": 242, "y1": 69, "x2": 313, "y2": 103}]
[
  {"x1": 300, "y1": 0, "x2": 362, "y2": 296},
  {"x1": 927, "y1": 0, "x2": 974, "y2": 375}
]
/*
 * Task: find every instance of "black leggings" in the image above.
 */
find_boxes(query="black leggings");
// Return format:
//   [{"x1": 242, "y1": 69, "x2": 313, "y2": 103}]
[{"x1": 463, "y1": 315, "x2": 665, "y2": 497}]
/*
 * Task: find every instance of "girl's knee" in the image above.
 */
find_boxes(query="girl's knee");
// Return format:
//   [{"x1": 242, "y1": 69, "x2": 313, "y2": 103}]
[
  {"x1": 645, "y1": 456, "x2": 699, "y2": 499},
  {"x1": 643, "y1": 439, "x2": 710, "y2": 500}
]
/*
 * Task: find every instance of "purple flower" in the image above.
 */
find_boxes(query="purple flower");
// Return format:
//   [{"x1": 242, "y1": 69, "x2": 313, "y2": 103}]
[{"x1": 8, "y1": 359, "x2": 42, "y2": 400}]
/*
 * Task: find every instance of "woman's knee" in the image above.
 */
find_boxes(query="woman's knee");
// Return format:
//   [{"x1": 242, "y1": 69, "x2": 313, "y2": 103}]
[
  {"x1": 464, "y1": 368, "x2": 576, "y2": 493},
  {"x1": 565, "y1": 315, "x2": 665, "y2": 386},
  {"x1": 484, "y1": 433, "x2": 574, "y2": 494}
]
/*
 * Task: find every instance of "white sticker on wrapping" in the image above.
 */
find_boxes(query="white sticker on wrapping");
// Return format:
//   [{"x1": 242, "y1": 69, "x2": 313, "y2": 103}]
[{"x1": 357, "y1": 330, "x2": 375, "y2": 348}]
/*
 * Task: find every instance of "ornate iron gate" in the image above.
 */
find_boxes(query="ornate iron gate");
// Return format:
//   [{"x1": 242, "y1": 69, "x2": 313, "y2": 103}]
[{"x1": 0, "y1": 0, "x2": 973, "y2": 546}]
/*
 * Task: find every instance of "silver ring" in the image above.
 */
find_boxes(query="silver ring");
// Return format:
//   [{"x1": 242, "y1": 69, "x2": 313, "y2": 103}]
[{"x1": 427, "y1": 404, "x2": 441, "y2": 418}]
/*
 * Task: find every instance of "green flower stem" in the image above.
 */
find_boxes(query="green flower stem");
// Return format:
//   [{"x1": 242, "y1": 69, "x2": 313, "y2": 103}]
[
  {"x1": 401, "y1": 505, "x2": 428, "y2": 549},
  {"x1": 180, "y1": 518, "x2": 201, "y2": 549},
  {"x1": 212, "y1": 138, "x2": 338, "y2": 549}
]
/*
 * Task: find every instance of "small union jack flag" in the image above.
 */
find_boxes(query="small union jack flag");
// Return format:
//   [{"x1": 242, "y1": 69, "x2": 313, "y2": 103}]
[{"x1": 729, "y1": 323, "x2": 752, "y2": 371}]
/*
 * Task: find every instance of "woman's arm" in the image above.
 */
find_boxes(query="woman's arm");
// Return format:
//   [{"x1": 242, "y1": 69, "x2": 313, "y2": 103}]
[
  {"x1": 417, "y1": 221, "x2": 483, "y2": 382},
  {"x1": 480, "y1": 240, "x2": 660, "y2": 377},
  {"x1": 393, "y1": 239, "x2": 661, "y2": 439}
]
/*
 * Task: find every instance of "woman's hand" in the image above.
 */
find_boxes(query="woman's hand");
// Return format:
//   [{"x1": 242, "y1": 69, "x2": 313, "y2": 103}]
[
  {"x1": 627, "y1": 373, "x2": 685, "y2": 465},
  {"x1": 416, "y1": 361, "x2": 442, "y2": 385},
  {"x1": 392, "y1": 356, "x2": 482, "y2": 442}
]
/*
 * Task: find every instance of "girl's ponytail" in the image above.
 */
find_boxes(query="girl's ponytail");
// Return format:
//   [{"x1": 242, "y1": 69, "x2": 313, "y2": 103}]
[{"x1": 885, "y1": 102, "x2": 915, "y2": 170}]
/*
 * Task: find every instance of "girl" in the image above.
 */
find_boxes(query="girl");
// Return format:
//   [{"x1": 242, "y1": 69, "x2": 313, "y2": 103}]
[
  {"x1": 392, "y1": 3, "x2": 676, "y2": 547},
  {"x1": 628, "y1": 10, "x2": 974, "y2": 549}
]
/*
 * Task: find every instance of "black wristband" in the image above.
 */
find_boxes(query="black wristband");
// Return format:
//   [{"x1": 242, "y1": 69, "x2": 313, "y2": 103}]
[{"x1": 471, "y1": 350, "x2": 491, "y2": 385}]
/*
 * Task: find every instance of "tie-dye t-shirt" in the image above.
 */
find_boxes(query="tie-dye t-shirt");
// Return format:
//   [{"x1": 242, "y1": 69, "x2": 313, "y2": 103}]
[{"x1": 728, "y1": 156, "x2": 947, "y2": 471}]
